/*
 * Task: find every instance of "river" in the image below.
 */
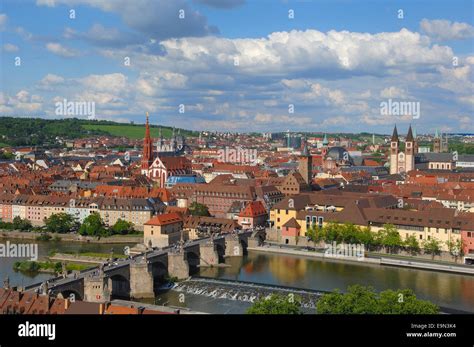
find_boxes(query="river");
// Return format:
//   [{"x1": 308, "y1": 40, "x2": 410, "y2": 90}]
[
  {"x1": 2, "y1": 239, "x2": 473, "y2": 313},
  {"x1": 0, "y1": 238, "x2": 134, "y2": 289},
  {"x1": 155, "y1": 251, "x2": 474, "y2": 313}
]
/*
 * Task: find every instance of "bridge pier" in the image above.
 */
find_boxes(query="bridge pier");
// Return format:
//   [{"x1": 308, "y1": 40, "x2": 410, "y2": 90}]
[
  {"x1": 168, "y1": 252, "x2": 189, "y2": 280},
  {"x1": 130, "y1": 261, "x2": 155, "y2": 299},
  {"x1": 200, "y1": 243, "x2": 220, "y2": 266},
  {"x1": 84, "y1": 274, "x2": 111, "y2": 303},
  {"x1": 225, "y1": 237, "x2": 243, "y2": 257}
]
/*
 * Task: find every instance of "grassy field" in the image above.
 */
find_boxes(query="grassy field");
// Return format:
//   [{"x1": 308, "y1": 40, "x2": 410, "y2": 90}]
[{"x1": 82, "y1": 124, "x2": 196, "y2": 139}]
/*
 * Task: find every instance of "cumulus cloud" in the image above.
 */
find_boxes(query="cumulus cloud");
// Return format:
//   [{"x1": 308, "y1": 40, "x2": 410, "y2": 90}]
[
  {"x1": 45, "y1": 42, "x2": 78, "y2": 57},
  {"x1": 148, "y1": 29, "x2": 453, "y2": 78},
  {"x1": 37, "y1": 0, "x2": 218, "y2": 41},
  {"x1": 0, "y1": 13, "x2": 7, "y2": 31},
  {"x1": 380, "y1": 86, "x2": 408, "y2": 99},
  {"x1": 420, "y1": 19, "x2": 474, "y2": 41},
  {"x1": 3, "y1": 43, "x2": 19, "y2": 52},
  {"x1": 0, "y1": 90, "x2": 43, "y2": 115},
  {"x1": 64, "y1": 24, "x2": 143, "y2": 47},
  {"x1": 39, "y1": 74, "x2": 65, "y2": 87}
]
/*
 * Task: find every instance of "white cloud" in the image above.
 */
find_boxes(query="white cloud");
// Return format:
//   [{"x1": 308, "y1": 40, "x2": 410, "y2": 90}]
[
  {"x1": 40, "y1": 73, "x2": 65, "y2": 86},
  {"x1": 45, "y1": 42, "x2": 78, "y2": 57},
  {"x1": 3, "y1": 43, "x2": 19, "y2": 52},
  {"x1": 79, "y1": 73, "x2": 127, "y2": 93},
  {"x1": 380, "y1": 86, "x2": 408, "y2": 99},
  {"x1": 37, "y1": 0, "x2": 218, "y2": 40},
  {"x1": 0, "y1": 14, "x2": 7, "y2": 31},
  {"x1": 420, "y1": 19, "x2": 474, "y2": 41},
  {"x1": 0, "y1": 90, "x2": 43, "y2": 115}
]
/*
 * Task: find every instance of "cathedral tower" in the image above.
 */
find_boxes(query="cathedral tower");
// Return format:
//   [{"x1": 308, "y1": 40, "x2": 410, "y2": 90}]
[
  {"x1": 389, "y1": 126, "x2": 399, "y2": 175},
  {"x1": 141, "y1": 112, "x2": 153, "y2": 175}
]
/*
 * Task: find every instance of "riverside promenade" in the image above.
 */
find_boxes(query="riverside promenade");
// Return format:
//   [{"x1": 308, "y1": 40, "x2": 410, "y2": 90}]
[{"x1": 249, "y1": 243, "x2": 474, "y2": 276}]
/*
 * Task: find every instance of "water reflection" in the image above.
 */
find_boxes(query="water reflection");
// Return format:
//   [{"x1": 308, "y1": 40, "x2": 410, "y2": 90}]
[{"x1": 200, "y1": 251, "x2": 474, "y2": 312}]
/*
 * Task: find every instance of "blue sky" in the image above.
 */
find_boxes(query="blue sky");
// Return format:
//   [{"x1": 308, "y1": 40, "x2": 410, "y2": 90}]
[{"x1": 1, "y1": 0, "x2": 473, "y2": 133}]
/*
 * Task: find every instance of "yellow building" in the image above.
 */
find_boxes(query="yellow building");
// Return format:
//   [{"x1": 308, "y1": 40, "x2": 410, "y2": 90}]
[{"x1": 270, "y1": 191, "x2": 463, "y2": 252}]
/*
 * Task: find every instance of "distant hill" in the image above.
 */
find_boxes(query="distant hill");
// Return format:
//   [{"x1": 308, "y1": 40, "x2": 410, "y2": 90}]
[{"x1": 0, "y1": 117, "x2": 197, "y2": 147}]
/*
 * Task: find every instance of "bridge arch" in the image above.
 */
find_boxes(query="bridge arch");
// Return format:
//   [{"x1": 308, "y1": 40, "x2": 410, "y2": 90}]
[{"x1": 108, "y1": 274, "x2": 130, "y2": 299}]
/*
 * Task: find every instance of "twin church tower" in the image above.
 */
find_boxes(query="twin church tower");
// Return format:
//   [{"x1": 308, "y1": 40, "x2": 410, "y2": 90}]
[{"x1": 389, "y1": 125, "x2": 416, "y2": 175}]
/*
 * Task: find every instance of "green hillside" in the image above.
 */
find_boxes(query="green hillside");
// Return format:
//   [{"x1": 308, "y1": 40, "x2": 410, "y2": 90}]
[
  {"x1": 0, "y1": 117, "x2": 197, "y2": 147},
  {"x1": 82, "y1": 123, "x2": 195, "y2": 139}
]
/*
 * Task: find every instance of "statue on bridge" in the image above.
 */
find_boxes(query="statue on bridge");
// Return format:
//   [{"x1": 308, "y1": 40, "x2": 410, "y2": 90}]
[
  {"x1": 40, "y1": 281, "x2": 48, "y2": 295},
  {"x1": 61, "y1": 262, "x2": 68, "y2": 278},
  {"x1": 99, "y1": 262, "x2": 105, "y2": 276},
  {"x1": 3, "y1": 276, "x2": 10, "y2": 290}
]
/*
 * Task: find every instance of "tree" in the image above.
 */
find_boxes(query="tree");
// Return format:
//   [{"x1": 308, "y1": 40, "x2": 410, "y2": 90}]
[
  {"x1": 317, "y1": 285, "x2": 439, "y2": 314},
  {"x1": 379, "y1": 224, "x2": 402, "y2": 253},
  {"x1": 445, "y1": 239, "x2": 464, "y2": 263},
  {"x1": 357, "y1": 227, "x2": 375, "y2": 249},
  {"x1": 79, "y1": 213, "x2": 106, "y2": 236},
  {"x1": 306, "y1": 224, "x2": 322, "y2": 244},
  {"x1": 377, "y1": 289, "x2": 439, "y2": 314},
  {"x1": 247, "y1": 294, "x2": 302, "y2": 314},
  {"x1": 189, "y1": 202, "x2": 210, "y2": 217},
  {"x1": 44, "y1": 213, "x2": 77, "y2": 233},
  {"x1": 317, "y1": 285, "x2": 378, "y2": 314},
  {"x1": 423, "y1": 238, "x2": 442, "y2": 260},
  {"x1": 404, "y1": 234, "x2": 421, "y2": 256},
  {"x1": 12, "y1": 216, "x2": 32, "y2": 231},
  {"x1": 110, "y1": 219, "x2": 135, "y2": 235}
]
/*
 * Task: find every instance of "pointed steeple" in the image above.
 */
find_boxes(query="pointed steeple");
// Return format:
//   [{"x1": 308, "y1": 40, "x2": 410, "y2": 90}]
[
  {"x1": 435, "y1": 128, "x2": 439, "y2": 138},
  {"x1": 145, "y1": 112, "x2": 151, "y2": 139},
  {"x1": 301, "y1": 136, "x2": 309, "y2": 156},
  {"x1": 391, "y1": 125, "x2": 399, "y2": 142},
  {"x1": 322, "y1": 133, "x2": 329, "y2": 146},
  {"x1": 141, "y1": 112, "x2": 154, "y2": 172},
  {"x1": 406, "y1": 124, "x2": 414, "y2": 142}
]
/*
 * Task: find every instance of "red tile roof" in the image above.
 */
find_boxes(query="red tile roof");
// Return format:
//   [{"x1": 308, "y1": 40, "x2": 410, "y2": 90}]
[
  {"x1": 239, "y1": 201, "x2": 267, "y2": 218},
  {"x1": 145, "y1": 212, "x2": 183, "y2": 226}
]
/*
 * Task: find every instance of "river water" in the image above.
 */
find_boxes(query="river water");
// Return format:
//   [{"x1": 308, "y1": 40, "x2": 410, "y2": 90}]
[
  {"x1": 2, "y1": 239, "x2": 473, "y2": 313},
  {"x1": 0, "y1": 238, "x2": 133, "y2": 289},
  {"x1": 155, "y1": 251, "x2": 474, "y2": 313}
]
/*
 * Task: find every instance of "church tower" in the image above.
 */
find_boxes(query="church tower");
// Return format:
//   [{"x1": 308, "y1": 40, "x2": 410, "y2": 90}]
[
  {"x1": 405, "y1": 125, "x2": 415, "y2": 173},
  {"x1": 389, "y1": 125, "x2": 399, "y2": 175},
  {"x1": 433, "y1": 129, "x2": 441, "y2": 153},
  {"x1": 141, "y1": 112, "x2": 153, "y2": 175},
  {"x1": 298, "y1": 137, "x2": 312, "y2": 185}
]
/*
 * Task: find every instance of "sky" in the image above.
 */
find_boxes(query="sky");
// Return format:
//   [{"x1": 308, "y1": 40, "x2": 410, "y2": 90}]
[{"x1": 0, "y1": 0, "x2": 473, "y2": 134}]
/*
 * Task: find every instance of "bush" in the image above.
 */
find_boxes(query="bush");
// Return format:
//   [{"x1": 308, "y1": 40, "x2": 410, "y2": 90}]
[
  {"x1": 13, "y1": 261, "x2": 40, "y2": 273},
  {"x1": 247, "y1": 294, "x2": 302, "y2": 314},
  {"x1": 317, "y1": 285, "x2": 439, "y2": 314}
]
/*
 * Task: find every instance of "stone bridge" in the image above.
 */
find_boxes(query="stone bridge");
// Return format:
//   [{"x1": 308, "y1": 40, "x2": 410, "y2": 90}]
[{"x1": 24, "y1": 231, "x2": 254, "y2": 302}]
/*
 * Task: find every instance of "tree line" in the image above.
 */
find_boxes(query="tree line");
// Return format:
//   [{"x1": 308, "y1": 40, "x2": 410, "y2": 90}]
[
  {"x1": 306, "y1": 222, "x2": 464, "y2": 261},
  {"x1": 0, "y1": 212, "x2": 137, "y2": 237},
  {"x1": 247, "y1": 285, "x2": 439, "y2": 314}
]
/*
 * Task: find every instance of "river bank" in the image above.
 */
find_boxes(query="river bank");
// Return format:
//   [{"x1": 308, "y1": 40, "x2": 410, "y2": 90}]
[
  {"x1": 249, "y1": 244, "x2": 474, "y2": 275},
  {"x1": 0, "y1": 230, "x2": 142, "y2": 244}
]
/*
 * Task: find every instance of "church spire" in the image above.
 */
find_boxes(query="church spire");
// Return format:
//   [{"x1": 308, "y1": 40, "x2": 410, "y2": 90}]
[
  {"x1": 391, "y1": 125, "x2": 399, "y2": 142},
  {"x1": 406, "y1": 124, "x2": 414, "y2": 142},
  {"x1": 141, "y1": 112, "x2": 153, "y2": 173}
]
